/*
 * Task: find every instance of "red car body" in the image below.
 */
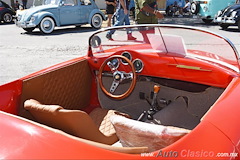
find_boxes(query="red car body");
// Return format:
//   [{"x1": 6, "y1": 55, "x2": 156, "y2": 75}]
[{"x1": 0, "y1": 24, "x2": 239, "y2": 159}]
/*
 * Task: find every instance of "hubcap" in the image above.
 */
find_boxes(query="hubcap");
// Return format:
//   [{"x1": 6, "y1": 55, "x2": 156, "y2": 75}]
[
  {"x1": 93, "y1": 15, "x2": 101, "y2": 28},
  {"x1": 94, "y1": 17, "x2": 100, "y2": 25},
  {"x1": 4, "y1": 13, "x2": 12, "y2": 22},
  {"x1": 43, "y1": 20, "x2": 51, "y2": 29}
]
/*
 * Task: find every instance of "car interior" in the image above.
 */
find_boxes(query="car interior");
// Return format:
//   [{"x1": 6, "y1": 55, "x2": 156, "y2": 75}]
[
  {"x1": 17, "y1": 56, "x2": 225, "y2": 153},
  {"x1": 14, "y1": 25, "x2": 238, "y2": 154}
]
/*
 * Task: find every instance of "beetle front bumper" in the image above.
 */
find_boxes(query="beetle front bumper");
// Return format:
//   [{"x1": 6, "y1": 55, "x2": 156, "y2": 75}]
[
  {"x1": 16, "y1": 20, "x2": 37, "y2": 28},
  {"x1": 214, "y1": 16, "x2": 236, "y2": 24}
]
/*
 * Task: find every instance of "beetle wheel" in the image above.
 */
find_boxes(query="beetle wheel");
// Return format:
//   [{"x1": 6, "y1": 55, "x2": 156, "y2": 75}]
[
  {"x1": 39, "y1": 17, "x2": 55, "y2": 34},
  {"x1": 202, "y1": 19, "x2": 212, "y2": 24},
  {"x1": 91, "y1": 14, "x2": 102, "y2": 29},
  {"x1": 238, "y1": 20, "x2": 240, "y2": 31},
  {"x1": 220, "y1": 24, "x2": 229, "y2": 30},
  {"x1": 191, "y1": 2, "x2": 199, "y2": 15},
  {"x1": 3, "y1": 12, "x2": 13, "y2": 23}
]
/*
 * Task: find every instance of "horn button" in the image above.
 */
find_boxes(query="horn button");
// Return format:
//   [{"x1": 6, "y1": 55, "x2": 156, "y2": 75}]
[{"x1": 113, "y1": 71, "x2": 122, "y2": 81}]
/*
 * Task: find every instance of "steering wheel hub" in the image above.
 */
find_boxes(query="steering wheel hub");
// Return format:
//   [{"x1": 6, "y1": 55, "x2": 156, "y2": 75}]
[{"x1": 114, "y1": 72, "x2": 122, "y2": 81}]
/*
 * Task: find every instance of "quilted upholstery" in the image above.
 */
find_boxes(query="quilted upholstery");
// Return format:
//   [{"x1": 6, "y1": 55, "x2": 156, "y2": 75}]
[
  {"x1": 89, "y1": 108, "x2": 131, "y2": 137},
  {"x1": 89, "y1": 108, "x2": 116, "y2": 137},
  {"x1": 111, "y1": 115, "x2": 191, "y2": 152},
  {"x1": 20, "y1": 59, "x2": 92, "y2": 119},
  {"x1": 24, "y1": 99, "x2": 119, "y2": 145}
]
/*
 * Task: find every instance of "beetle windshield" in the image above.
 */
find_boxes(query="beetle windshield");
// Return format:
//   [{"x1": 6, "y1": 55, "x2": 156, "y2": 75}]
[
  {"x1": 89, "y1": 25, "x2": 240, "y2": 72},
  {"x1": 44, "y1": 0, "x2": 59, "y2": 5},
  {"x1": 33, "y1": 0, "x2": 59, "y2": 5}
]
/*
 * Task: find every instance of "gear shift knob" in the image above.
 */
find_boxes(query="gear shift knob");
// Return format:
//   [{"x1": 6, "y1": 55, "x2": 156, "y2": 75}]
[
  {"x1": 151, "y1": 84, "x2": 160, "y2": 108},
  {"x1": 153, "y1": 85, "x2": 160, "y2": 93}
]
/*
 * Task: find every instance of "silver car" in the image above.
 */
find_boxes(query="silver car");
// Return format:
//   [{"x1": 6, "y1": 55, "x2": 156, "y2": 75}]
[{"x1": 16, "y1": 0, "x2": 106, "y2": 34}]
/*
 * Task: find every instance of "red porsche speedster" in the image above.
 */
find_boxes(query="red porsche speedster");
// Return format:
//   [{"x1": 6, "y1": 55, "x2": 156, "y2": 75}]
[{"x1": 0, "y1": 24, "x2": 239, "y2": 159}]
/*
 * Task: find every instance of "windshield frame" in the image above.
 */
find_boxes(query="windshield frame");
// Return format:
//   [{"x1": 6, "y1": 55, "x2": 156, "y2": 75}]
[{"x1": 88, "y1": 24, "x2": 240, "y2": 73}]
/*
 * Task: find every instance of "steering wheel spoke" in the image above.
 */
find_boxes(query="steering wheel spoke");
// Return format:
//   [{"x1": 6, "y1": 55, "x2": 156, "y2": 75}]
[
  {"x1": 122, "y1": 72, "x2": 133, "y2": 80},
  {"x1": 110, "y1": 80, "x2": 120, "y2": 93},
  {"x1": 107, "y1": 61, "x2": 117, "y2": 72}
]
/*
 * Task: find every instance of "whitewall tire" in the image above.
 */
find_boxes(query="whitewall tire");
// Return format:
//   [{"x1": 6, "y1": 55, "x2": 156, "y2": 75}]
[
  {"x1": 91, "y1": 14, "x2": 102, "y2": 29},
  {"x1": 39, "y1": 17, "x2": 55, "y2": 34}
]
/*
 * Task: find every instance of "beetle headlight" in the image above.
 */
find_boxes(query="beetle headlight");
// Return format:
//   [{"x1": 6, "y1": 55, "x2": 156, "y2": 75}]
[
  {"x1": 30, "y1": 16, "x2": 36, "y2": 22},
  {"x1": 231, "y1": 11, "x2": 237, "y2": 18},
  {"x1": 217, "y1": 10, "x2": 222, "y2": 16},
  {"x1": 17, "y1": 15, "x2": 22, "y2": 21},
  {"x1": 203, "y1": 6, "x2": 208, "y2": 12}
]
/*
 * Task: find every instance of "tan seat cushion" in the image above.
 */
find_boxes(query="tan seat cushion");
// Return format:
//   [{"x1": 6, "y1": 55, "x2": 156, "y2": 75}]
[
  {"x1": 110, "y1": 115, "x2": 191, "y2": 152},
  {"x1": 24, "y1": 99, "x2": 118, "y2": 145}
]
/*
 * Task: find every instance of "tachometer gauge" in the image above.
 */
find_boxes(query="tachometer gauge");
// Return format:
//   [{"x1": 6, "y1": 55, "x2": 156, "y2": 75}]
[
  {"x1": 133, "y1": 59, "x2": 144, "y2": 73},
  {"x1": 121, "y1": 51, "x2": 132, "y2": 65}
]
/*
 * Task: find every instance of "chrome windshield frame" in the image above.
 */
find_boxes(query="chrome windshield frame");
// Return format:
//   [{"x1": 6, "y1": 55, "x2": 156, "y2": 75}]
[{"x1": 88, "y1": 24, "x2": 240, "y2": 73}]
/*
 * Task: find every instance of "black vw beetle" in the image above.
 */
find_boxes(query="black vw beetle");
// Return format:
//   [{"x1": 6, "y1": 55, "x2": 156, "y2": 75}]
[
  {"x1": 0, "y1": 0, "x2": 15, "y2": 23},
  {"x1": 214, "y1": 2, "x2": 240, "y2": 30}
]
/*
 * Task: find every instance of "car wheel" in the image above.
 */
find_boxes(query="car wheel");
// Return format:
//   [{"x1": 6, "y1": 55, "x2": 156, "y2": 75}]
[
  {"x1": 2, "y1": 12, "x2": 13, "y2": 23},
  {"x1": 91, "y1": 14, "x2": 102, "y2": 29},
  {"x1": 238, "y1": 20, "x2": 240, "y2": 31},
  {"x1": 202, "y1": 19, "x2": 213, "y2": 24},
  {"x1": 23, "y1": 27, "x2": 35, "y2": 33},
  {"x1": 191, "y1": 2, "x2": 199, "y2": 15},
  {"x1": 220, "y1": 24, "x2": 229, "y2": 30},
  {"x1": 39, "y1": 17, "x2": 55, "y2": 34}
]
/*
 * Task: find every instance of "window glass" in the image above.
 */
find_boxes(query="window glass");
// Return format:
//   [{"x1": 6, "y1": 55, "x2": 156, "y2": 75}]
[
  {"x1": 81, "y1": 0, "x2": 91, "y2": 5},
  {"x1": 63, "y1": 0, "x2": 77, "y2": 6}
]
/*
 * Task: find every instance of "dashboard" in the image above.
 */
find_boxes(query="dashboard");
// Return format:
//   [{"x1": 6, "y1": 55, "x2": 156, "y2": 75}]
[
  {"x1": 88, "y1": 49, "x2": 235, "y2": 88},
  {"x1": 110, "y1": 51, "x2": 144, "y2": 73}
]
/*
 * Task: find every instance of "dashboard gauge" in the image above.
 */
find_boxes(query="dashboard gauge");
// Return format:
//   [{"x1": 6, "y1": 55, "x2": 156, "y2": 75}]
[
  {"x1": 108, "y1": 58, "x2": 119, "y2": 69},
  {"x1": 121, "y1": 51, "x2": 132, "y2": 65},
  {"x1": 133, "y1": 59, "x2": 144, "y2": 73},
  {"x1": 90, "y1": 36, "x2": 101, "y2": 48}
]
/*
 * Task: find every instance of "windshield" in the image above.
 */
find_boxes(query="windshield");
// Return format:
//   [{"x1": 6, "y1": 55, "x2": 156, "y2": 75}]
[
  {"x1": 89, "y1": 25, "x2": 240, "y2": 72},
  {"x1": 44, "y1": 0, "x2": 59, "y2": 5},
  {"x1": 33, "y1": 0, "x2": 59, "y2": 6}
]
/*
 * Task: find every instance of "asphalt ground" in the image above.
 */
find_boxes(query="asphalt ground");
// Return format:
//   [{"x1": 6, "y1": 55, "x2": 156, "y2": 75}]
[{"x1": 0, "y1": 15, "x2": 240, "y2": 85}]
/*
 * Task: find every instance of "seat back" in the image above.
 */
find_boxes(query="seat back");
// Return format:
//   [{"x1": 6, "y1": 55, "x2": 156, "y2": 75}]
[
  {"x1": 24, "y1": 99, "x2": 118, "y2": 145},
  {"x1": 19, "y1": 59, "x2": 92, "y2": 119}
]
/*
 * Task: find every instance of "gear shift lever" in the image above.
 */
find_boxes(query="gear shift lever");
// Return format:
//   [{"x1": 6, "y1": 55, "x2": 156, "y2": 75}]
[
  {"x1": 151, "y1": 85, "x2": 160, "y2": 109},
  {"x1": 146, "y1": 84, "x2": 161, "y2": 120},
  {"x1": 138, "y1": 84, "x2": 161, "y2": 121}
]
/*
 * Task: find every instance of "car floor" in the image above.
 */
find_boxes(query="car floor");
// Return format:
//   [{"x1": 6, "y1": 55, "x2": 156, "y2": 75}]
[{"x1": 98, "y1": 76, "x2": 224, "y2": 130}]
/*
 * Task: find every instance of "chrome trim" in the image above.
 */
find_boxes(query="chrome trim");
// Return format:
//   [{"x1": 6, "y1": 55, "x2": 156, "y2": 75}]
[
  {"x1": 121, "y1": 51, "x2": 132, "y2": 65},
  {"x1": 133, "y1": 59, "x2": 144, "y2": 73}
]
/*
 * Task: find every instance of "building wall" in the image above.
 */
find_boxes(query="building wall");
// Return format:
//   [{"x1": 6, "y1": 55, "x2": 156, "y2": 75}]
[{"x1": 2, "y1": 0, "x2": 106, "y2": 9}]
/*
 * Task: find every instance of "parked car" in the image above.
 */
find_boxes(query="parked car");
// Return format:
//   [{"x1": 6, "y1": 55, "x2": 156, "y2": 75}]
[
  {"x1": 165, "y1": 0, "x2": 185, "y2": 16},
  {"x1": 0, "y1": 0, "x2": 15, "y2": 23},
  {"x1": 214, "y1": 2, "x2": 240, "y2": 30},
  {"x1": 0, "y1": 24, "x2": 240, "y2": 159},
  {"x1": 191, "y1": 0, "x2": 236, "y2": 23},
  {"x1": 16, "y1": 0, "x2": 106, "y2": 34}
]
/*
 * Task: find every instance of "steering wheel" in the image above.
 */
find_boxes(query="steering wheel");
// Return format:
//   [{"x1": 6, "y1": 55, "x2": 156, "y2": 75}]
[{"x1": 98, "y1": 55, "x2": 137, "y2": 100}]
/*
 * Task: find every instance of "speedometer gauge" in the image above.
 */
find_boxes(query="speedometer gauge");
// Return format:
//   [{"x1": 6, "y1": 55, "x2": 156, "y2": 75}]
[
  {"x1": 133, "y1": 59, "x2": 144, "y2": 73},
  {"x1": 121, "y1": 51, "x2": 132, "y2": 65}
]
